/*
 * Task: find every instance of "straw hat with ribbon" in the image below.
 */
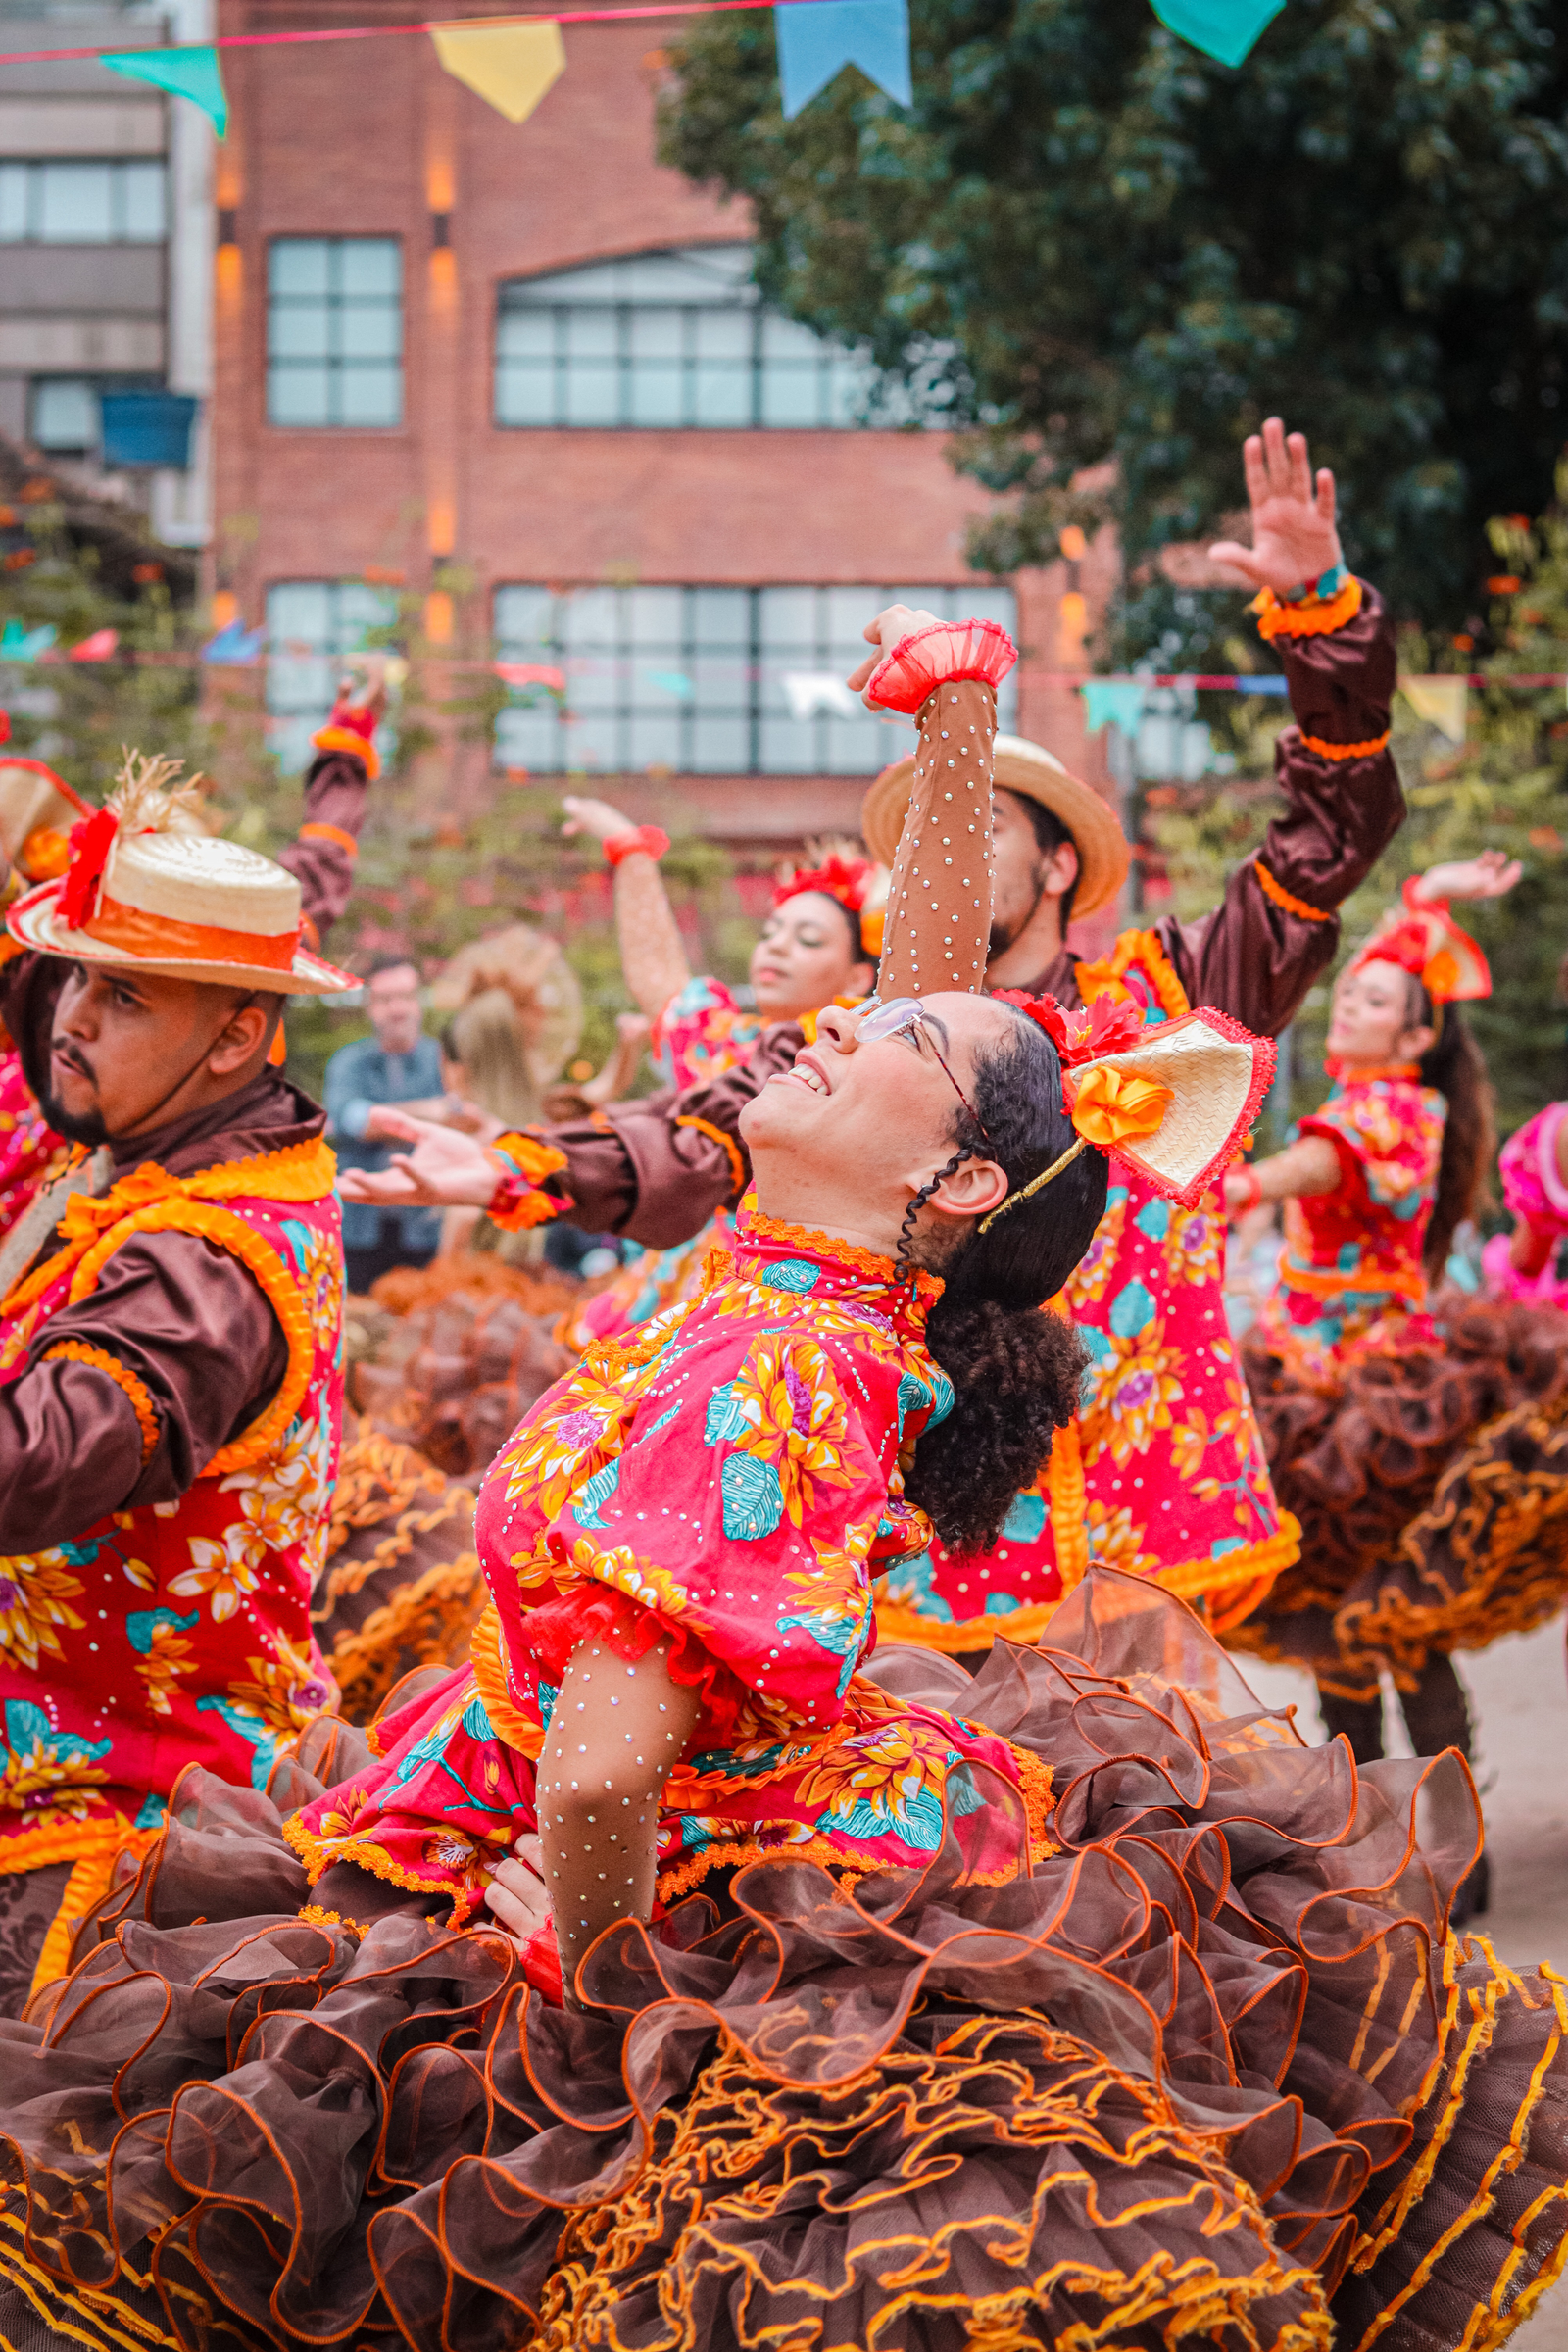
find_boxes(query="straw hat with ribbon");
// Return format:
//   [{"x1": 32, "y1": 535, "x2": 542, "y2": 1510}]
[
  {"x1": 7, "y1": 752, "x2": 355, "y2": 994},
  {"x1": 979, "y1": 991, "x2": 1275, "y2": 1226},
  {"x1": 861, "y1": 734, "x2": 1130, "y2": 921}
]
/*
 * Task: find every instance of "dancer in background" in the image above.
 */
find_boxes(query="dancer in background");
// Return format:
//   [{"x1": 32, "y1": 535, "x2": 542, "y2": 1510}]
[
  {"x1": 0, "y1": 604, "x2": 1563, "y2": 2352},
  {"x1": 1226, "y1": 870, "x2": 1568, "y2": 1823},
  {"x1": 555, "y1": 794, "x2": 880, "y2": 1346}
]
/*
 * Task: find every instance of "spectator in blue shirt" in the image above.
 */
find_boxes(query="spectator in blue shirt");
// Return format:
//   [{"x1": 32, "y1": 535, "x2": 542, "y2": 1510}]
[{"x1": 325, "y1": 956, "x2": 447, "y2": 1293}]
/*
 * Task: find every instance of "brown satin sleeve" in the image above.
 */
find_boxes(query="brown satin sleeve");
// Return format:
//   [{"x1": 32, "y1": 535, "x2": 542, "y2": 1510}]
[
  {"x1": 875, "y1": 678, "x2": 996, "y2": 1002},
  {"x1": 1152, "y1": 581, "x2": 1403, "y2": 1037},
  {"x1": 541, "y1": 1023, "x2": 805, "y2": 1250},
  {"x1": 276, "y1": 749, "x2": 369, "y2": 948},
  {"x1": 0, "y1": 1231, "x2": 289, "y2": 1550}
]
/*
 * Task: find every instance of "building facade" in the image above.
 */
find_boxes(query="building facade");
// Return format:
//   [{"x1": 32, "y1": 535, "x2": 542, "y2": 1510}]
[
  {"x1": 215, "y1": 0, "x2": 1118, "y2": 858},
  {"x1": 0, "y1": 1, "x2": 214, "y2": 546}
]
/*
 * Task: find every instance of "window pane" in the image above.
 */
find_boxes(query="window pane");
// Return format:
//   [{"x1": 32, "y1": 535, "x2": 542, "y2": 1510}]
[
  {"x1": 121, "y1": 161, "x2": 165, "y2": 239},
  {"x1": 495, "y1": 363, "x2": 553, "y2": 427},
  {"x1": 38, "y1": 163, "x2": 113, "y2": 240},
  {"x1": 337, "y1": 303, "x2": 402, "y2": 360},
  {"x1": 758, "y1": 587, "x2": 817, "y2": 656},
  {"x1": 561, "y1": 361, "x2": 617, "y2": 426},
  {"x1": 336, "y1": 365, "x2": 401, "y2": 426},
  {"x1": 759, "y1": 359, "x2": 820, "y2": 429},
  {"x1": 270, "y1": 239, "x2": 328, "y2": 295},
  {"x1": 0, "y1": 165, "x2": 27, "y2": 241},
  {"x1": 31, "y1": 379, "x2": 96, "y2": 448},
  {"x1": 627, "y1": 589, "x2": 683, "y2": 651},
  {"x1": 269, "y1": 304, "x2": 331, "y2": 360},
  {"x1": 269, "y1": 365, "x2": 330, "y2": 425},
  {"x1": 626, "y1": 710, "x2": 682, "y2": 768},
  {"x1": 338, "y1": 239, "x2": 400, "y2": 296},
  {"x1": 692, "y1": 588, "x2": 750, "y2": 649},
  {"x1": 495, "y1": 586, "x2": 558, "y2": 650},
  {"x1": 692, "y1": 362, "x2": 751, "y2": 428},
  {"x1": 689, "y1": 712, "x2": 748, "y2": 772}
]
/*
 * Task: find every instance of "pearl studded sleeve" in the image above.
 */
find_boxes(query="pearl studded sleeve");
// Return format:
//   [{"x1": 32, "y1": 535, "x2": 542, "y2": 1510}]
[{"x1": 873, "y1": 677, "x2": 997, "y2": 1003}]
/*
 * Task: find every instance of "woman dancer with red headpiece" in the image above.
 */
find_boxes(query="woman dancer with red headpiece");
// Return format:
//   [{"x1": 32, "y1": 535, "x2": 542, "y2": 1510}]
[
  {"x1": 1224, "y1": 868, "x2": 1568, "y2": 1807},
  {"x1": 555, "y1": 792, "x2": 881, "y2": 1346}
]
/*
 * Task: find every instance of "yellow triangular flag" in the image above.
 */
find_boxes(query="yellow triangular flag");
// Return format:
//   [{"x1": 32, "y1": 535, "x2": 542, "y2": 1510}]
[
  {"x1": 1399, "y1": 676, "x2": 1469, "y2": 744},
  {"x1": 429, "y1": 18, "x2": 565, "y2": 122}
]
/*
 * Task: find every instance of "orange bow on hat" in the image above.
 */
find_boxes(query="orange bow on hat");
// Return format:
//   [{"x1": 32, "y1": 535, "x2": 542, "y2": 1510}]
[{"x1": 1062, "y1": 1063, "x2": 1174, "y2": 1152}]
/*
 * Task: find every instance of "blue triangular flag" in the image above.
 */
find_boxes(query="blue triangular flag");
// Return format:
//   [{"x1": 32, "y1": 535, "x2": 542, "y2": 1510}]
[
  {"x1": 1081, "y1": 681, "x2": 1148, "y2": 736},
  {"x1": 1148, "y1": 0, "x2": 1286, "y2": 68},
  {"x1": 102, "y1": 45, "x2": 228, "y2": 136},
  {"x1": 202, "y1": 619, "x2": 267, "y2": 664},
  {"x1": 775, "y1": 0, "x2": 911, "y2": 118}
]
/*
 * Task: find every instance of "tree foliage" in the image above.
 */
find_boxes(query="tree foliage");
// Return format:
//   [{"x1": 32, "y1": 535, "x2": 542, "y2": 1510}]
[{"x1": 661, "y1": 0, "x2": 1568, "y2": 664}]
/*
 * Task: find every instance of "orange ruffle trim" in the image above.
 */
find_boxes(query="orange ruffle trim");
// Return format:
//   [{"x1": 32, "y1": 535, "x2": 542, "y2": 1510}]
[
  {"x1": 1255, "y1": 858, "x2": 1334, "y2": 924},
  {"x1": 1251, "y1": 575, "x2": 1363, "y2": 642},
  {"x1": 674, "y1": 1113, "x2": 746, "y2": 1197},
  {"x1": 43, "y1": 1340, "x2": 159, "y2": 1461}
]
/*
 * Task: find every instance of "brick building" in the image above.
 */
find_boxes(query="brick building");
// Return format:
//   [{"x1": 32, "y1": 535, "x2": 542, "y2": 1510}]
[{"x1": 214, "y1": 0, "x2": 1121, "y2": 863}]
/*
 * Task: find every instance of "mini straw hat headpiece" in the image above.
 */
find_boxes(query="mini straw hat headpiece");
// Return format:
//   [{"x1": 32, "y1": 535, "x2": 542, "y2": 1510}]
[{"x1": 8, "y1": 750, "x2": 355, "y2": 994}]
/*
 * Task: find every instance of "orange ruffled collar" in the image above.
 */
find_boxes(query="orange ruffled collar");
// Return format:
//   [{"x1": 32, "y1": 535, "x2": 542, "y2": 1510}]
[{"x1": 736, "y1": 1196, "x2": 944, "y2": 1314}]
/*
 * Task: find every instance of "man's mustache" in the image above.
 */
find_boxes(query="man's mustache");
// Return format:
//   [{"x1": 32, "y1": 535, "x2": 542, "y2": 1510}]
[{"x1": 50, "y1": 1039, "x2": 95, "y2": 1084}]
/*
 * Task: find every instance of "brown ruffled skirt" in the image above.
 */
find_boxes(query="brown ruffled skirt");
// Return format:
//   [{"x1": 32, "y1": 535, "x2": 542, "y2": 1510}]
[
  {"x1": 1232, "y1": 1298, "x2": 1568, "y2": 1698},
  {"x1": 0, "y1": 1571, "x2": 1563, "y2": 2352}
]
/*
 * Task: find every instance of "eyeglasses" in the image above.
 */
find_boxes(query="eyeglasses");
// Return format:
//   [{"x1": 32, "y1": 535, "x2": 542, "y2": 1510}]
[{"x1": 856, "y1": 996, "x2": 993, "y2": 1142}]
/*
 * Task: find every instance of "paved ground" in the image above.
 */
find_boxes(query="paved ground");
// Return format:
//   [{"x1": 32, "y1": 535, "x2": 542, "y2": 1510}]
[{"x1": 1242, "y1": 1613, "x2": 1568, "y2": 2348}]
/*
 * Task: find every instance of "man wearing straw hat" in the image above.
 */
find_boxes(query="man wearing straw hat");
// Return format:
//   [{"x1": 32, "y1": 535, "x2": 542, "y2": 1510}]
[
  {"x1": 355, "y1": 416, "x2": 1402, "y2": 1653},
  {"x1": 0, "y1": 753, "x2": 359, "y2": 2011}
]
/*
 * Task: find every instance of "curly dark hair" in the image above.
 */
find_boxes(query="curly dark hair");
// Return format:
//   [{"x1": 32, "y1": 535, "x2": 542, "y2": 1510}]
[
  {"x1": 1403, "y1": 979, "x2": 1494, "y2": 1276},
  {"x1": 902, "y1": 1008, "x2": 1107, "y2": 1553}
]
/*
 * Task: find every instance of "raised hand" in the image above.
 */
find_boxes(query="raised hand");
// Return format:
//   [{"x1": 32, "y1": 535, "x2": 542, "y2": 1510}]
[
  {"x1": 336, "y1": 1109, "x2": 504, "y2": 1208},
  {"x1": 847, "y1": 603, "x2": 942, "y2": 705},
  {"x1": 1410, "y1": 851, "x2": 1523, "y2": 906},
  {"x1": 562, "y1": 794, "x2": 636, "y2": 845},
  {"x1": 1207, "y1": 417, "x2": 1344, "y2": 597}
]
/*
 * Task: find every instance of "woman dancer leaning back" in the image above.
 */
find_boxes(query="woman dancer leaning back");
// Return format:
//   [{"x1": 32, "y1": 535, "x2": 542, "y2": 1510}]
[{"x1": 0, "y1": 612, "x2": 1564, "y2": 2352}]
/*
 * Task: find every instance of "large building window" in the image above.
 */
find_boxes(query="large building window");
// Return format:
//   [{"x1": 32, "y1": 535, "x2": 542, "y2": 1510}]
[
  {"x1": 267, "y1": 239, "x2": 402, "y2": 429},
  {"x1": 0, "y1": 159, "x2": 165, "y2": 242},
  {"x1": 495, "y1": 245, "x2": 889, "y2": 430},
  {"x1": 265, "y1": 581, "x2": 398, "y2": 772},
  {"x1": 494, "y1": 583, "x2": 1017, "y2": 776}
]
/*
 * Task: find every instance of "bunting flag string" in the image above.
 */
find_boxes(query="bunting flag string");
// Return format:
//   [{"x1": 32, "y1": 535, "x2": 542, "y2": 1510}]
[{"x1": 0, "y1": 0, "x2": 1287, "y2": 138}]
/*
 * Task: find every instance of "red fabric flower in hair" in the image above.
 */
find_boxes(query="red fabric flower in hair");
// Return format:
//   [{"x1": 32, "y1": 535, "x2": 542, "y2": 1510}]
[
  {"x1": 995, "y1": 988, "x2": 1143, "y2": 1065},
  {"x1": 56, "y1": 805, "x2": 119, "y2": 930},
  {"x1": 774, "y1": 852, "x2": 872, "y2": 916}
]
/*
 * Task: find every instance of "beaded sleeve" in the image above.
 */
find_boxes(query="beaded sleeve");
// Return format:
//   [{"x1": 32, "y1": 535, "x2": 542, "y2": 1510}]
[{"x1": 872, "y1": 677, "x2": 998, "y2": 1003}]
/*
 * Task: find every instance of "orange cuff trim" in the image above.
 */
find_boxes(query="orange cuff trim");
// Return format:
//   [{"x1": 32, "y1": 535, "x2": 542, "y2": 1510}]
[
  {"x1": 1298, "y1": 729, "x2": 1392, "y2": 763},
  {"x1": 1251, "y1": 575, "x2": 1363, "y2": 642},
  {"x1": 296, "y1": 1904, "x2": 367, "y2": 1939},
  {"x1": 43, "y1": 1341, "x2": 158, "y2": 1461},
  {"x1": 299, "y1": 820, "x2": 359, "y2": 858},
  {"x1": 312, "y1": 724, "x2": 381, "y2": 782},
  {"x1": 674, "y1": 1113, "x2": 747, "y2": 1198},
  {"x1": 1254, "y1": 858, "x2": 1334, "y2": 924}
]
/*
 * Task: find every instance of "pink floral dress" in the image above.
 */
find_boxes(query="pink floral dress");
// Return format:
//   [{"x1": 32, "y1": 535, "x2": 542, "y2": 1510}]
[
  {"x1": 288, "y1": 1201, "x2": 1050, "y2": 1921},
  {"x1": 1482, "y1": 1102, "x2": 1568, "y2": 1309},
  {"x1": 1256, "y1": 1067, "x2": 1446, "y2": 1385}
]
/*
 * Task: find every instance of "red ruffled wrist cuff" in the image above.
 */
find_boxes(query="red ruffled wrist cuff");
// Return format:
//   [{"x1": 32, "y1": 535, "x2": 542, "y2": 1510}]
[
  {"x1": 604, "y1": 825, "x2": 669, "y2": 869},
  {"x1": 488, "y1": 1131, "x2": 573, "y2": 1230},
  {"x1": 311, "y1": 720, "x2": 381, "y2": 783},
  {"x1": 864, "y1": 618, "x2": 1017, "y2": 714}
]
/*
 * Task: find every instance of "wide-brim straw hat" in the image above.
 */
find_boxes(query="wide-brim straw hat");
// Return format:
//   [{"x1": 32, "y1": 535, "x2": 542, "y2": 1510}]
[
  {"x1": 0, "y1": 757, "x2": 91, "y2": 881},
  {"x1": 10, "y1": 827, "x2": 355, "y2": 994},
  {"x1": 860, "y1": 733, "x2": 1130, "y2": 919}
]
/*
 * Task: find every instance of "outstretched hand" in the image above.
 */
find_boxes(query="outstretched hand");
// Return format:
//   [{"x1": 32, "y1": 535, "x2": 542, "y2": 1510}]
[
  {"x1": 562, "y1": 795, "x2": 636, "y2": 846},
  {"x1": 847, "y1": 603, "x2": 941, "y2": 706},
  {"x1": 1410, "y1": 851, "x2": 1523, "y2": 906},
  {"x1": 1207, "y1": 417, "x2": 1344, "y2": 596},
  {"x1": 336, "y1": 1109, "x2": 503, "y2": 1208}
]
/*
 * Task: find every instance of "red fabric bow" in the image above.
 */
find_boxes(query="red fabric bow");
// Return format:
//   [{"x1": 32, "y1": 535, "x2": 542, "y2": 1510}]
[
  {"x1": 995, "y1": 988, "x2": 1144, "y2": 1066},
  {"x1": 57, "y1": 805, "x2": 119, "y2": 930},
  {"x1": 774, "y1": 852, "x2": 872, "y2": 915}
]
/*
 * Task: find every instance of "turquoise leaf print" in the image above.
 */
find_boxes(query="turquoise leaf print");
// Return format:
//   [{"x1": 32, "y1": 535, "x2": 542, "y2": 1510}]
[
  {"x1": 1109, "y1": 1279, "x2": 1155, "y2": 1339},
  {"x1": 4, "y1": 1699, "x2": 110, "y2": 1768},
  {"x1": 895, "y1": 1372, "x2": 932, "y2": 1439},
  {"x1": 818, "y1": 1778, "x2": 945, "y2": 1852},
  {"x1": 1135, "y1": 1199, "x2": 1170, "y2": 1242},
  {"x1": 278, "y1": 1217, "x2": 317, "y2": 1275},
  {"x1": 720, "y1": 1453, "x2": 784, "y2": 1541},
  {"x1": 776, "y1": 1602, "x2": 870, "y2": 1697},
  {"x1": 876, "y1": 1551, "x2": 954, "y2": 1622},
  {"x1": 573, "y1": 1459, "x2": 621, "y2": 1530},
  {"x1": 126, "y1": 1607, "x2": 199, "y2": 1655},
  {"x1": 58, "y1": 1540, "x2": 103, "y2": 1568},
  {"x1": 537, "y1": 1679, "x2": 561, "y2": 1732},
  {"x1": 983, "y1": 1591, "x2": 1021, "y2": 1616},
  {"x1": 195, "y1": 1695, "x2": 281, "y2": 1791},
  {"x1": 948, "y1": 1766, "x2": 986, "y2": 1816},
  {"x1": 461, "y1": 1690, "x2": 496, "y2": 1743},
  {"x1": 926, "y1": 1370, "x2": 956, "y2": 1427},
  {"x1": 133, "y1": 1792, "x2": 167, "y2": 1831},
  {"x1": 761, "y1": 1259, "x2": 819, "y2": 1293},
  {"x1": 705, "y1": 1382, "x2": 750, "y2": 1446},
  {"x1": 1001, "y1": 1489, "x2": 1046, "y2": 1543}
]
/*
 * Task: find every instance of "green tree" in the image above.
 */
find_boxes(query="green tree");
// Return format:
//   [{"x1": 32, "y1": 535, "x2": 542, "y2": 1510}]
[{"x1": 660, "y1": 0, "x2": 1568, "y2": 666}]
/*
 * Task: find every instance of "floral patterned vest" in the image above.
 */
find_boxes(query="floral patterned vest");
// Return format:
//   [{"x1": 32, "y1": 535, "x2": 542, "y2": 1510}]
[
  {"x1": 0, "y1": 1050, "x2": 67, "y2": 1244},
  {"x1": 0, "y1": 1137, "x2": 344, "y2": 1874},
  {"x1": 874, "y1": 931, "x2": 1299, "y2": 1651}
]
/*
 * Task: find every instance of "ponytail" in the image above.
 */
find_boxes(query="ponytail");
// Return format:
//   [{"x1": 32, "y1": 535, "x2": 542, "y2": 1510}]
[{"x1": 1419, "y1": 1000, "x2": 1494, "y2": 1277}]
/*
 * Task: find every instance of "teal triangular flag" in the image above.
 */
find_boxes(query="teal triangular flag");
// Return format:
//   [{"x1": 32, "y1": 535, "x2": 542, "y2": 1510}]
[
  {"x1": 1081, "y1": 680, "x2": 1148, "y2": 735},
  {"x1": 1148, "y1": 0, "x2": 1285, "y2": 68},
  {"x1": 102, "y1": 45, "x2": 228, "y2": 136},
  {"x1": 775, "y1": 0, "x2": 911, "y2": 118}
]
